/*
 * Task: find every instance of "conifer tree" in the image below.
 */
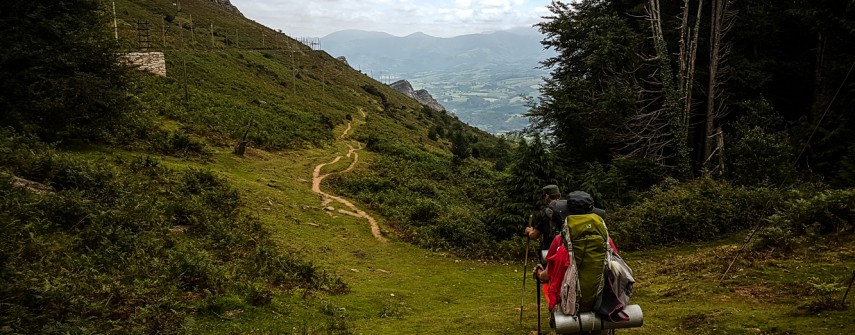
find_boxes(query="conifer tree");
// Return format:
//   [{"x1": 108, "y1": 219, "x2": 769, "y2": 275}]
[
  {"x1": 0, "y1": 0, "x2": 132, "y2": 141},
  {"x1": 451, "y1": 129, "x2": 471, "y2": 163},
  {"x1": 488, "y1": 136, "x2": 560, "y2": 240}
]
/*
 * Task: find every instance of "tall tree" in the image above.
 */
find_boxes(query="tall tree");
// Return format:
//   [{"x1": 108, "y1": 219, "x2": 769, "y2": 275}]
[
  {"x1": 703, "y1": 0, "x2": 734, "y2": 174},
  {"x1": 787, "y1": 0, "x2": 855, "y2": 181},
  {"x1": 531, "y1": 0, "x2": 855, "y2": 185},
  {"x1": 643, "y1": 0, "x2": 702, "y2": 178},
  {"x1": 0, "y1": 0, "x2": 132, "y2": 141},
  {"x1": 488, "y1": 136, "x2": 560, "y2": 240},
  {"x1": 451, "y1": 128, "x2": 471, "y2": 163},
  {"x1": 530, "y1": 0, "x2": 641, "y2": 165}
]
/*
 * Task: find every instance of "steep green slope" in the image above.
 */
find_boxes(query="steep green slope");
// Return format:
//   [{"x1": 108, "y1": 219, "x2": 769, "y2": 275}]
[
  {"x1": 1, "y1": 0, "x2": 515, "y2": 332},
  {"x1": 116, "y1": 0, "x2": 515, "y2": 257}
]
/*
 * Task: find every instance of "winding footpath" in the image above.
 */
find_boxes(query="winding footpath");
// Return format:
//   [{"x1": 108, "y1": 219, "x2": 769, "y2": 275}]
[{"x1": 311, "y1": 112, "x2": 386, "y2": 242}]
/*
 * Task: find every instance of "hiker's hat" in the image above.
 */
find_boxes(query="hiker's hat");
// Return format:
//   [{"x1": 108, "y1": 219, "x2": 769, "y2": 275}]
[{"x1": 542, "y1": 184, "x2": 560, "y2": 196}]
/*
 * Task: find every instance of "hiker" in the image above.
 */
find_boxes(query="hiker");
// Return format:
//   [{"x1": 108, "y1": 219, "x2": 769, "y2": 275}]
[
  {"x1": 533, "y1": 191, "x2": 623, "y2": 334},
  {"x1": 524, "y1": 184, "x2": 563, "y2": 263},
  {"x1": 532, "y1": 191, "x2": 614, "y2": 305},
  {"x1": 525, "y1": 185, "x2": 608, "y2": 262}
]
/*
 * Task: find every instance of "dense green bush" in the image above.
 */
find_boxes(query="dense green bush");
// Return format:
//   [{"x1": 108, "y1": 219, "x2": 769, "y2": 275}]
[
  {"x1": 727, "y1": 100, "x2": 796, "y2": 186},
  {"x1": 148, "y1": 129, "x2": 212, "y2": 158},
  {"x1": 329, "y1": 138, "x2": 501, "y2": 257},
  {"x1": 774, "y1": 188, "x2": 855, "y2": 235},
  {"x1": 556, "y1": 157, "x2": 664, "y2": 210},
  {"x1": 0, "y1": 133, "x2": 344, "y2": 333},
  {"x1": 609, "y1": 178, "x2": 786, "y2": 250},
  {"x1": 729, "y1": 125, "x2": 795, "y2": 186},
  {"x1": 753, "y1": 188, "x2": 855, "y2": 252}
]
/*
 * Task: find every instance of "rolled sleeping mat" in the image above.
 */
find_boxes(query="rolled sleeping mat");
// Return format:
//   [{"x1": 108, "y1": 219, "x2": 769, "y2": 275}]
[{"x1": 554, "y1": 304, "x2": 643, "y2": 334}]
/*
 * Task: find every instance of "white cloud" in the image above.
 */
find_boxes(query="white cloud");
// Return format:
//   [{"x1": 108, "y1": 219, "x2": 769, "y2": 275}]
[{"x1": 230, "y1": 0, "x2": 550, "y2": 37}]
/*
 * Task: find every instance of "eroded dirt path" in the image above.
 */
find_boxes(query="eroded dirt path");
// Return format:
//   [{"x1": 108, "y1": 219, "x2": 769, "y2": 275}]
[
  {"x1": 311, "y1": 117, "x2": 386, "y2": 242},
  {"x1": 340, "y1": 122, "x2": 352, "y2": 139}
]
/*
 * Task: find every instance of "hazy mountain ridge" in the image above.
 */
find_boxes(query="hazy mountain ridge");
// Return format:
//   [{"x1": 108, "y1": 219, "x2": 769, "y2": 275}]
[
  {"x1": 322, "y1": 28, "x2": 547, "y2": 73},
  {"x1": 322, "y1": 28, "x2": 553, "y2": 133}
]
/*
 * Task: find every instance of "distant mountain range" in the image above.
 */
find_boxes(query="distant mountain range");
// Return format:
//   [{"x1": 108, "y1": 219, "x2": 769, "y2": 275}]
[
  {"x1": 322, "y1": 28, "x2": 548, "y2": 73},
  {"x1": 322, "y1": 27, "x2": 554, "y2": 133}
]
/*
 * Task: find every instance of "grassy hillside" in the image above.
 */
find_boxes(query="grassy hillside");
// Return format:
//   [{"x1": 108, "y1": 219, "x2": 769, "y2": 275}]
[
  {"x1": 2, "y1": 0, "x2": 853, "y2": 334},
  {"x1": 3, "y1": 0, "x2": 516, "y2": 332}
]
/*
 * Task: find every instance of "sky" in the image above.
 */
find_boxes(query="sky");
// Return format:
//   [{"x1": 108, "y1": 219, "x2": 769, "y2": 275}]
[{"x1": 230, "y1": 0, "x2": 553, "y2": 38}]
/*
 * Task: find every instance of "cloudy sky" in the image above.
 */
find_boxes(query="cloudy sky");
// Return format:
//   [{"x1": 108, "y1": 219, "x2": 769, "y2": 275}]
[{"x1": 230, "y1": 0, "x2": 553, "y2": 38}]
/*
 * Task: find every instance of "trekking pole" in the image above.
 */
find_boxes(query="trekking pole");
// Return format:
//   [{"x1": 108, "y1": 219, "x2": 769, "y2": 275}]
[
  {"x1": 536, "y1": 276, "x2": 542, "y2": 335},
  {"x1": 520, "y1": 214, "x2": 533, "y2": 324},
  {"x1": 842, "y1": 270, "x2": 855, "y2": 307}
]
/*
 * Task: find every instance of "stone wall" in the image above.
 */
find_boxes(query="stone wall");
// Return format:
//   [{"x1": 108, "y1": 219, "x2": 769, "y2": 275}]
[{"x1": 120, "y1": 52, "x2": 167, "y2": 77}]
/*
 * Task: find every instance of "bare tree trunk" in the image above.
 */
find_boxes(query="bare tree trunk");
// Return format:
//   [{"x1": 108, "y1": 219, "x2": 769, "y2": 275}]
[
  {"x1": 684, "y1": 0, "x2": 703, "y2": 124},
  {"x1": 704, "y1": 0, "x2": 722, "y2": 170},
  {"x1": 811, "y1": 32, "x2": 826, "y2": 117},
  {"x1": 678, "y1": 0, "x2": 703, "y2": 122},
  {"x1": 717, "y1": 127, "x2": 726, "y2": 176},
  {"x1": 704, "y1": 0, "x2": 733, "y2": 173},
  {"x1": 649, "y1": 0, "x2": 694, "y2": 178}
]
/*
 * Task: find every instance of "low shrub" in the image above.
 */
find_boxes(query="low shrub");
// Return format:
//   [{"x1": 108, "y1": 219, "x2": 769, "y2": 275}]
[
  {"x1": 800, "y1": 278, "x2": 847, "y2": 313},
  {"x1": 775, "y1": 188, "x2": 855, "y2": 236},
  {"x1": 149, "y1": 129, "x2": 211, "y2": 158},
  {"x1": 328, "y1": 142, "x2": 498, "y2": 256},
  {"x1": 752, "y1": 188, "x2": 855, "y2": 252},
  {"x1": 609, "y1": 178, "x2": 786, "y2": 250},
  {"x1": 751, "y1": 225, "x2": 795, "y2": 253}
]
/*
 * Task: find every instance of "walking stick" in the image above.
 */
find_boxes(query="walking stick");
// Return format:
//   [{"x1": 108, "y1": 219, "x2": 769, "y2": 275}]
[
  {"x1": 536, "y1": 276, "x2": 542, "y2": 334},
  {"x1": 520, "y1": 214, "x2": 533, "y2": 324}
]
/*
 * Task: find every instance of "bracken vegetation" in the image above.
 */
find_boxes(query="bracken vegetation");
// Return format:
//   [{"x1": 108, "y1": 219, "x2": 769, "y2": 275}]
[{"x1": 0, "y1": 131, "x2": 346, "y2": 333}]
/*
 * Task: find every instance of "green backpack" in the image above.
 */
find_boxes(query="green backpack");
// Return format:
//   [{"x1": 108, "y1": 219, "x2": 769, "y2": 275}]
[{"x1": 561, "y1": 213, "x2": 609, "y2": 312}]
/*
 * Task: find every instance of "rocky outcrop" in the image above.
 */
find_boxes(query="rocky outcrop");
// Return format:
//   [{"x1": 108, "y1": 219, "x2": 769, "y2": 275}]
[
  {"x1": 389, "y1": 80, "x2": 446, "y2": 112},
  {"x1": 209, "y1": 0, "x2": 243, "y2": 16},
  {"x1": 413, "y1": 90, "x2": 444, "y2": 111},
  {"x1": 336, "y1": 56, "x2": 349, "y2": 66}
]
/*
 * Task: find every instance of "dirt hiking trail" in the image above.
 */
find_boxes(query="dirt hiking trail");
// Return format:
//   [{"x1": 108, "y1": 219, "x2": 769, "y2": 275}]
[{"x1": 311, "y1": 111, "x2": 386, "y2": 242}]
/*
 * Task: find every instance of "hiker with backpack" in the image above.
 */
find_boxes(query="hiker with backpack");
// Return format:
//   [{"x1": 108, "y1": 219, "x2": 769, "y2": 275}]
[
  {"x1": 531, "y1": 191, "x2": 635, "y2": 334},
  {"x1": 525, "y1": 186, "x2": 608, "y2": 262},
  {"x1": 524, "y1": 184, "x2": 564, "y2": 264}
]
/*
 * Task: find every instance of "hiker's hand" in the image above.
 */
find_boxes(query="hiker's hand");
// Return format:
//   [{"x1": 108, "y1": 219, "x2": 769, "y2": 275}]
[
  {"x1": 524, "y1": 227, "x2": 539, "y2": 239},
  {"x1": 532, "y1": 264, "x2": 544, "y2": 281}
]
